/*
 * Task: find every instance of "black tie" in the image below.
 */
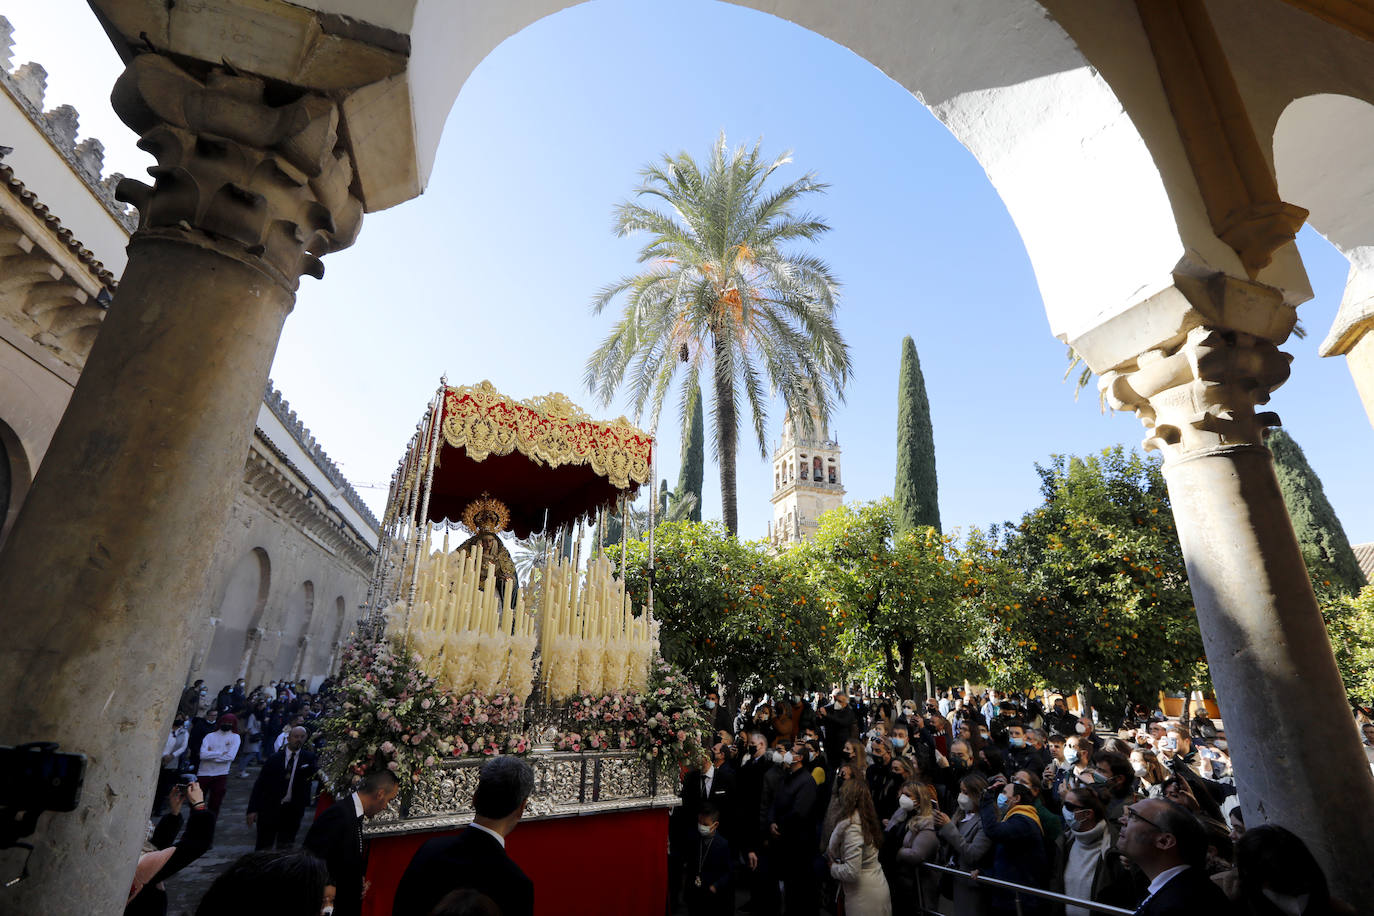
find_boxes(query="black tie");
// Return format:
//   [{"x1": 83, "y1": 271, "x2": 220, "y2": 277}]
[{"x1": 281, "y1": 752, "x2": 296, "y2": 804}]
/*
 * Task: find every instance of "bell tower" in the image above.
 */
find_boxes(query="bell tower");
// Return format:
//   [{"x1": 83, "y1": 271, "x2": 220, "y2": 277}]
[{"x1": 769, "y1": 407, "x2": 844, "y2": 548}]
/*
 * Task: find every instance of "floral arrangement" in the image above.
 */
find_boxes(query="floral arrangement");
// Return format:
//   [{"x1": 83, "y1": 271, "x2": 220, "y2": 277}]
[
  {"x1": 553, "y1": 655, "x2": 710, "y2": 771},
  {"x1": 318, "y1": 635, "x2": 530, "y2": 792},
  {"x1": 319, "y1": 632, "x2": 706, "y2": 794}
]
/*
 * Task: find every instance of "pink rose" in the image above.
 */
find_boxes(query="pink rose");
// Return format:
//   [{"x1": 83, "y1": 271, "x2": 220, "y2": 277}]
[{"x1": 380, "y1": 741, "x2": 396, "y2": 754}]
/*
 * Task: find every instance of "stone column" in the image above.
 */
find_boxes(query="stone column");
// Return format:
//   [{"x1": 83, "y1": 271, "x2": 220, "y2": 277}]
[
  {"x1": 238, "y1": 626, "x2": 266, "y2": 682},
  {"x1": 0, "y1": 53, "x2": 361, "y2": 914},
  {"x1": 1103, "y1": 323, "x2": 1374, "y2": 903}
]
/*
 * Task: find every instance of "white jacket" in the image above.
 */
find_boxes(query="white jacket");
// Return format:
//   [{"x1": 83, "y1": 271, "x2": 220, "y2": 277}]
[
  {"x1": 198, "y1": 730, "x2": 241, "y2": 777},
  {"x1": 161, "y1": 727, "x2": 188, "y2": 770}
]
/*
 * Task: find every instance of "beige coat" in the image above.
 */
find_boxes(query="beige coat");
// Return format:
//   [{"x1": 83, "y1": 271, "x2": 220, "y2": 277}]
[{"x1": 828, "y1": 812, "x2": 892, "y2": 916}]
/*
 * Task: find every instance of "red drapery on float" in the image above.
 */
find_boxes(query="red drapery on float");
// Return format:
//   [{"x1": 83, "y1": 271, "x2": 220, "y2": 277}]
[
  {"x1": 413, "y1": 381, "x2": 653, "y2": 538},
  {"x1": 361, "y1": 808, "x2": 670, "y2": 916}
]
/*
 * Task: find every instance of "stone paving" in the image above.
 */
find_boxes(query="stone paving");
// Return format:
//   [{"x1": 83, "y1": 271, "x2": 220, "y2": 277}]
[{"x1": 161, "y1": 762, "x2": 317, "y2": 915}]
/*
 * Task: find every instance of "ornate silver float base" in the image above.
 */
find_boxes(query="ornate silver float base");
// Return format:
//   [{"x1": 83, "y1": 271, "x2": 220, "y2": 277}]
[{"x1": 364, "y1": 750, "x2": 681, "y2": 837}]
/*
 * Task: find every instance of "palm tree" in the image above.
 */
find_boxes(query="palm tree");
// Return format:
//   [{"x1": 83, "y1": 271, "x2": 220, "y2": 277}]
[{"x1": 585, "y1": 134, "x2": 852, "y2": 535}]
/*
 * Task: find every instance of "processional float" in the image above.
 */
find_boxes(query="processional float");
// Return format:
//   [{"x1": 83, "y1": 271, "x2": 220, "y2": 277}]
[
  {"x1": 365, "y1": 379, "x2": 661, "y2": 701},
  {"x1": 355, "y1": 381, "x2": 679, "y2": 916}
]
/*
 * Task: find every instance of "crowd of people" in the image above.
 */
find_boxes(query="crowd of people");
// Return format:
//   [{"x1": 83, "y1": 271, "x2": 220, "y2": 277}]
[
  {"x1": 131, "y1": 677, "x2": 335, "y2": 915},
  {"x1": 670, "y1": 686, "x2": 1361, "y2": 916},
  {"x1": 126, "y1": 674, "x2": 1370, "y2": 916}
]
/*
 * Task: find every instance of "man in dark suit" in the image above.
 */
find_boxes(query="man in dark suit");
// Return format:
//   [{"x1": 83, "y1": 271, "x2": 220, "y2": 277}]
[
  {"x1": 672, "y1": 749, "x2": 739, "y2": 902},
  {"x1": 246, "y1": 725, "x2": 317, "y2": 849},
  {"x1": 303, "y1": 768, "x2": 400, "y2": 916},
  {"x1": 1115, "y1": 797, "x2": 1228, "y2": 915},
  {"x1": 392, "y1": 756, "x2": 535, "y2": 916}
]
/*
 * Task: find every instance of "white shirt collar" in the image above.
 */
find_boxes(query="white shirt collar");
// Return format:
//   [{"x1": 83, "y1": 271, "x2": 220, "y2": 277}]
[
  {"x1": 1146, "y1": 864, "x2": 1190, "y2": 898},
  {"x1": 704, "y1": 765, "x2": 715, "y2": 780},
  {"x1": 469, "y1": 821, "x2": 506, "y2": 849},
  {"x1": 352, "y1": 792, "x2": 365, "y2": 819}
]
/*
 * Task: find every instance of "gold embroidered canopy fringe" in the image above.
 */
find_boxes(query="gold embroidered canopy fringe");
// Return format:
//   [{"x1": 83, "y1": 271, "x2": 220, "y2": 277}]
[{"x1": 411, "y1": 380, "x2": 653, "y2": 538}]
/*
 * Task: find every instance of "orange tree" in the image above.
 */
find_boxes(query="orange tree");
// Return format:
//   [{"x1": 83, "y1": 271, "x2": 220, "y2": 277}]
[
  {"x1": 610, "y1": 521, "x2": 839, "y2": 705},
  {"x1": 795, "y1": 499, "x2": 972, "y2": 701},
  {"x1": 965, "y1": 447, "x2": 1205, "y2": 723}
]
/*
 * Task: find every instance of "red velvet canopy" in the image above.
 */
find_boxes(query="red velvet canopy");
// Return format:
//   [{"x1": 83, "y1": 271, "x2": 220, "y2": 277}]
[{"x1": 414, "y1": 382, "x2": 653, "y2": 539}]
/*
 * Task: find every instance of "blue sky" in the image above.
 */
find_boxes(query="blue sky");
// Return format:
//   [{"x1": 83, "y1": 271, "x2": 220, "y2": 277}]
[{"x1": 10, "y1": 0, "x2": 1372, "y2": 545}]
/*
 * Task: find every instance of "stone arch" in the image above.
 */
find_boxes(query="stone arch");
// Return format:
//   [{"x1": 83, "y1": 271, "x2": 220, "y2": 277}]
[
  {"x1": 276, "y1": 580, "x2": 315, "y2": 680},
  {"x1": 1274, "y1": 94, "x2": 1374, "y2": 267},
  {"x1": 1274, "y1": 93, "x2": 1374, "y2": 419},
  {"x1": 201, "y1": 547, "x2": 270, "y2": 689},
  {"x1": 399, "y1": 0, "x2": 1235, "y2": 347},
  {"x1": 325, "y1": 595, "x2": 349, "y2": 676},
  {"x1": 0, "y1": 418, "x2": 33, "y2": 550}
]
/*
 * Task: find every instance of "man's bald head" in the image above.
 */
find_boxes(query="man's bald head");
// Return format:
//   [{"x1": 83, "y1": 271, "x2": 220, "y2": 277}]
[{"x1": 286, "y1": 726, "x2": 307, "y2": 750}]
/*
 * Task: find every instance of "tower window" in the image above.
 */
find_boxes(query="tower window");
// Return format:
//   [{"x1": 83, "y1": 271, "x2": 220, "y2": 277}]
[
  {"x1": 800, "y1": 459, "x2": 808, "y2": 480},
  {"x1": 829, "y1": 465, "x2": 837, "y2": 484},
  {"x1": 814, "y1": 456, "x2": 823, "y2": 480}
]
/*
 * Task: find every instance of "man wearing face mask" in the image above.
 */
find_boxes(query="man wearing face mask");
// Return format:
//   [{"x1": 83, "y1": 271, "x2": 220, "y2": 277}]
[
  {"x1": 1002, "y1": 721, "x2": 1043, "y2": 777},
  {"x1": 735, "y1": 732, "x2": 777, "y2": 911},
  {"x1": 1043, "y1": 696, "x2": 1079, "y2": 738},
  {"x1": 197, "y1": 711, "x2": 241, "y2": 817},
  {"x1": 1092, "y1": 752, "x2": 1138, "y2": 827},
  {"x1": 1044, "y1": 736, "x2": 1098, "y2": 806},
  {"x1": 981, "y1": 775, "x2": 1049, "y2": 913},
  {"x1": 1073, "y1": 715, "x2": 1103, "y2": 754},
  {"x1": 685, "y1": 804, "x2": 733, "y2": 916},
  {"x1": 705, "y1": 689, "x2": 733, "y2": 736},
  {"x1": 766, "y1": 740, "x2": 819, "y2": 915}
]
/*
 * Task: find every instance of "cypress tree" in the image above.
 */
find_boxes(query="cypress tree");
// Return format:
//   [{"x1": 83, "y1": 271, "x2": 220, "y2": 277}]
[
  {"x1": 1269, "y1": 428, "x2": 1366, "y2": 594},
  {"x1": 675, "y1": 386, "x2": 705, "y2": 523},
  {"x1": 894, "y1": 335, "x2": 940, "y2": 535}
]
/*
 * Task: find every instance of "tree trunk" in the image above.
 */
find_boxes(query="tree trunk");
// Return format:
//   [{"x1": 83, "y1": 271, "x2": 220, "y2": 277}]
[
  {"x1": 1181, "y1": 682, "x2": 1194, "y2": 724},
  {"x1": 895, "y1": 641, "x2": 916, "y2": 702},
  {"x1": 920, "y1": 660, "x2": 935, "y2": 703},
  {"x1": 712, "y1": 334, "x2": 739, "y2": 536}
]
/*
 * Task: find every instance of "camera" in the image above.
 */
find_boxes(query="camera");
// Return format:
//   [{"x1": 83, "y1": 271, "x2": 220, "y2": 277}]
[
  {"x1": 0, "y1": 743, "x2": 87, "y2": 850},
  {"x1": 0, "y1": 743, "x2": 86, "y2": 814}
]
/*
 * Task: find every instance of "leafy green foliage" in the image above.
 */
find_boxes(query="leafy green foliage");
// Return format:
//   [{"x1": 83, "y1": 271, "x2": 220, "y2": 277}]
[
  {"x1": 1269, "y1": 429, "x2": 1366, "y2": 595},
  {"x1": 966, "y1": 448, "x2": 1205, "y2": 716},
  {"x1": 674, "y1": 385, "x2": 705, "y2": 523},
  {"x1": 1321, "y1": 585, "x2": 1374, "y2": 705},
  {"x1": 608, "y1": 521, "x2": 840, "y2": 695},
  {"x1": 796, "y1": 499, "x2": 971, "y2": 700},
  {"x1": 585, "y1": 133, "x2": 852, "y2": 534},
  {"x1": 894, "y1": 336, "x2": 940, "y2": 536}
]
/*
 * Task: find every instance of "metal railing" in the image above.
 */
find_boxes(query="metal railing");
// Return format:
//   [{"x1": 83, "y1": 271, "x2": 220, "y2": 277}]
[{"x1": 913, "y1": 861, "x2": 1136, "y2": 916}]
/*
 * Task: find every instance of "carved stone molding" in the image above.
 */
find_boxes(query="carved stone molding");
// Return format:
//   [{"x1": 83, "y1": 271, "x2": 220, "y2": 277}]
[
  {"x1": 1136, "y1": 0, "x2": 1308, "y2": 277},
  {"x1": 1100, "y1": 325, "x2": 1292, "y2": 462},
  {"x1": 110, "y1": 53, "x2": 363, "y2": 291}
]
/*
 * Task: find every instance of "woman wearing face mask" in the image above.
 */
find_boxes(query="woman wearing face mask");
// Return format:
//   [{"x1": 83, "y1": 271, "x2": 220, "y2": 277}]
[
  {"x1": 933, "y1": 773, "x2": 992, "y2": 916},
  {"x1": 752, "y1": 705, "x2": 776, "y2": 743},
  {"x1": 1058, "y1": 788, "x2": 1136, "y2": 916},
  {"x1": 891, "y1": 782, "x2": 939, "y2": 912},
  {"x1": 1129, "y1": 748, "x2": 1169, "y2": 797}
]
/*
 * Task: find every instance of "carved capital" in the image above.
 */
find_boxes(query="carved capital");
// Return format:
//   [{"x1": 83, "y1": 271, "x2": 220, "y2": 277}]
[
  {"x1": 110, "y1": 54, "x2": 363, "y2": 290},
  {"x1": 1101, "y1": 325, "x2": 1292, "y2": 461}
]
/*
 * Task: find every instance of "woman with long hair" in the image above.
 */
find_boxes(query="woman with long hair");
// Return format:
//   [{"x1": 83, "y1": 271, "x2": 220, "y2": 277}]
[
  {"x1": 827, "y1": 778, "x2": 892, "y2": 916},
  {"x1": 934, "y1": 772, "x2": 993, "y2": 916},
  {"x1": 893, "y1": 781, "x2": 939, "y2": 911},
  {"x1": 1129, "y1": 747, "x2": 1169, "y2": 797}
]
